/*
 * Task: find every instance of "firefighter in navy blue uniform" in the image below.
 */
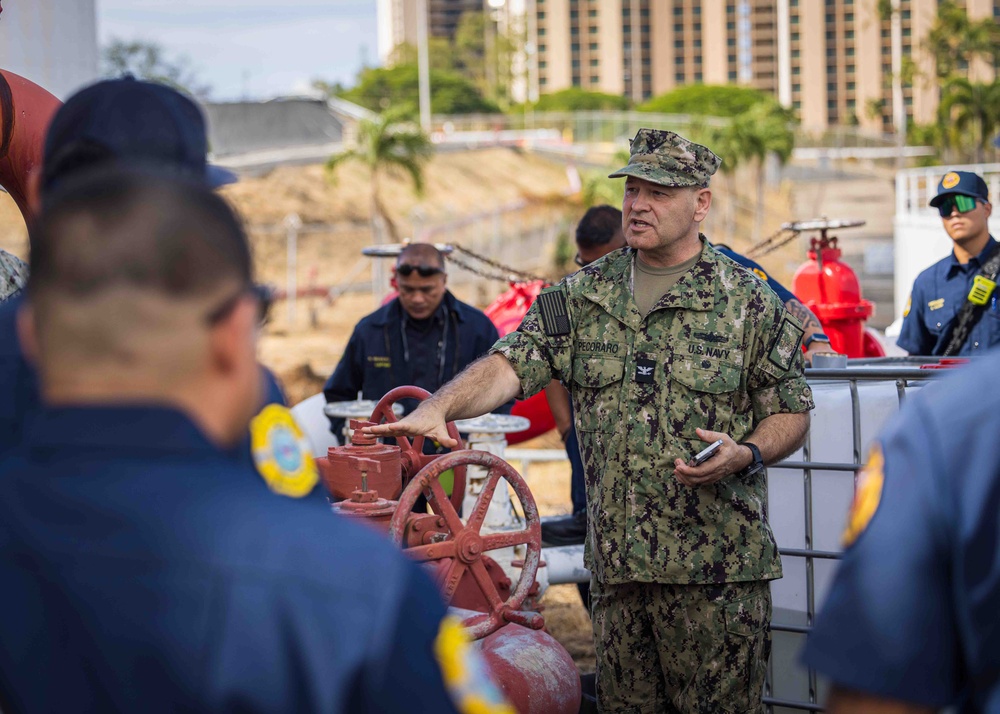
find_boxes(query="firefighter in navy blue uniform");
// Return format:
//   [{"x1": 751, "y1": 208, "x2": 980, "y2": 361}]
[
  {"x1": 0, "y1": 77, "x2": 286, "y2": 459},
  {"x1": 0, "y1": 169, "x2": 512, "y2": 714},
  {"x1": 801, "y1": 353, "x2": 1000, "y2": 713},
  {"x1": 897, "y1": 170, "x2": 999, "y2": 356},
  {"x1": 323, "y1": 243, "x2": 509, "y2": 436}
]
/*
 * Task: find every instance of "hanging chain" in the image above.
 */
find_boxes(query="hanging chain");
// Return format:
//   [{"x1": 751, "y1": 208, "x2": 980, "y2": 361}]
[
  {"x1": 745, "y1": 226, "x2": 802, "y2": 260},
  {"x1": 445, "y1": 244, "x2": 547, "y2": 284}
]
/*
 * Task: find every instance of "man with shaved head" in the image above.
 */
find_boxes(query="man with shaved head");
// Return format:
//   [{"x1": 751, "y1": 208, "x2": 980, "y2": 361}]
[
  {"x1": 0, "y1": 168, "x2": 511, "y2": 713},
  {"x1": 323, "y1": 242, "x2": 507, "y2": 435}
]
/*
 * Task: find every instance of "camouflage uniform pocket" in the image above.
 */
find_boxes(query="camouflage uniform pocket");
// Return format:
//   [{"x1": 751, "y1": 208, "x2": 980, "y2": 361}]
[
  {"x1": 719, "y1": 589, "x2": 771, "y2": 714},
  {"x1": 668, "y1": 358, "x2": 741, "y2": 439},
  {"x1": 571, "y1": 356, "x2": 625, "y2": 433}
]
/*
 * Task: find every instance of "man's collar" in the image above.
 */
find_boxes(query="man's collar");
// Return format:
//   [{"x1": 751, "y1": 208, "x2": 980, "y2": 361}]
[
  {"x1": 25, "y1": 405, "x2": 221, "y2": 455},
  {"x1": 948, "y1": 235, "x2": 997, "y2": 277},
  {"x1": 578, "y1": 239, "x2": 717, "y2": 329}
]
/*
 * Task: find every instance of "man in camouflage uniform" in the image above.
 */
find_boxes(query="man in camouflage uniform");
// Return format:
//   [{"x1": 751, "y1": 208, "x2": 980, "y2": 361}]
[
  {"x1": 0, "y1": 249, "x2": 26, "y2": 304},
  {"x1": 368, "y1": 128, "x2": 814, "y2": 713}
]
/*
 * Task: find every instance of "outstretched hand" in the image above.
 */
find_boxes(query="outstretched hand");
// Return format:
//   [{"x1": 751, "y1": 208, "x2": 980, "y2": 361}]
[
  {"x1": 361, "y1": 403, "x2": 460, "y2": 449},
  {"x1": 673, "y1": 428, "x2": 751, "y2": 487}
]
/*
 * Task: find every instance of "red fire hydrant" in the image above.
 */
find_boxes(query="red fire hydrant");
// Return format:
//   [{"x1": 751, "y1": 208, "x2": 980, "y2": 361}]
[{"x1": 792, "y1": 234, "x2": 882, "y2": 358}]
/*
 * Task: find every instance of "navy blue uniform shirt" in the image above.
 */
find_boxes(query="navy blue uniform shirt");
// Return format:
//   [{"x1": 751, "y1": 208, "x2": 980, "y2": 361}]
[
  {"x1": 802, "y1": 354, "x2": 1000, "y2": 711},
  {"x1": 0, "y1": 294, "x2": 286, "y2": 456},
  {"x1": 0, "y1": 406, "x2": 464, "y2": 713},
  {"x1": 715, "y1": 246, "x2": 797, "y2": 304},
  {"x1": 897, "y1": 236, "x2": 1000, "y2": 355},
  {"x1": 324, "y1": 291, "x2": 510, "y2": 434}
]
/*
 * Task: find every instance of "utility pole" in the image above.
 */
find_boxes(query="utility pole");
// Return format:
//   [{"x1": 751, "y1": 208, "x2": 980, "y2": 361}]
[{"x1": 417, "y1": 0, "x2": 431, "y2": 133}]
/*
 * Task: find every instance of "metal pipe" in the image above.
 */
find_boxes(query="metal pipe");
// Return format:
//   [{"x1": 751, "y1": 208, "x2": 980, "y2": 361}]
[{"x1": 542, "y1": 544, "x2": 590, "y2": 584}]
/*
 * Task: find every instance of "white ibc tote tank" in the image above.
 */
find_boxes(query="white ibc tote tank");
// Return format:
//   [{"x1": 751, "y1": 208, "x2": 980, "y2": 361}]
[{"x1": 0, "y1": 0, "x2": 99, "y2": 99}]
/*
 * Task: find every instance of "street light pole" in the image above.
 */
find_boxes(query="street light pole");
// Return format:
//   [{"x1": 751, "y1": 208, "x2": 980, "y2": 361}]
[{"x1": 417, "y1": 0, "x2": 431, "y2": 133}]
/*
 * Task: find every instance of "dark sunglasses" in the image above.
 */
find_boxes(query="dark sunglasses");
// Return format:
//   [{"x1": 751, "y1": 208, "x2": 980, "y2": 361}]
[
  {"x1": 574, "y1": 253, "x2": 589, "y2": 268},
  {"x1": 937, "y1": 194, "x2": 980, "y2": 218},
  {"x1": 205, "y1": 283, "x2": 273, "y2": 326},
  {"x1": 396, "y1": 263, "x2": 444, "y2": 277}
]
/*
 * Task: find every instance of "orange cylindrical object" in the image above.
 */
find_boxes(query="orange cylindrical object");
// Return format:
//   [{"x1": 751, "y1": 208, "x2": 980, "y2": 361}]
[{"x1": 792, "y1": 240, "x2": 875, "y2": 358}]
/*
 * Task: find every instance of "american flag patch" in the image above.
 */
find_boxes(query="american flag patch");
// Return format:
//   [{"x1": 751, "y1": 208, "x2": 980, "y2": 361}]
[{"x1": 537, "y1": 289, "x2": 570, "y2": 336}]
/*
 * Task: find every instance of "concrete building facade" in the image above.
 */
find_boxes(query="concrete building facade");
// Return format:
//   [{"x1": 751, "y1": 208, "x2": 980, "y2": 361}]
[
  {"x1": 535, "y1": 0, "x2": 1000, "y2": 132},
  {"x1": 380, "y1": 0, "x2": 1000, "y2": 133},
  {"x1": 0, "y1": 0, "x2": 99, "y2": 100}
]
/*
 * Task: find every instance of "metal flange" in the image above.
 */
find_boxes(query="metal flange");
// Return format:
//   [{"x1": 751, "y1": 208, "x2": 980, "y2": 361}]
[{"x1": 454, "y1": 414, "x2": 532, "y2": 434}]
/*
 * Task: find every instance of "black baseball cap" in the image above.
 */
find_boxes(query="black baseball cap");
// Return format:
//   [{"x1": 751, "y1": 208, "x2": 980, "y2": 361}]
[
  {"x1": 928, "y1": 170, "x2": 989, "y2": 207},
  {"x1": 42, "y1": 77, "x2": 236, "y2": 192}
]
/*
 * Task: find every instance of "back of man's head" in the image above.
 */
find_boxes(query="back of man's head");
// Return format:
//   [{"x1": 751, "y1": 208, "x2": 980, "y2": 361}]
[
  {"x1": 576, "y1": 205, "x2": 625, "y2": 250},
  {"x1": 27, "y1": 168, "x2": 258, "y2": 439}
]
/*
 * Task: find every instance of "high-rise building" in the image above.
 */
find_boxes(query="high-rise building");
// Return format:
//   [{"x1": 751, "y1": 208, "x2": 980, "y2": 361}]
[
  {"x1": 378, "y1": 0, "x2": 486, "y2": 64},
  {"x1": 538, "y1": 0, "x2": 1000, "y2": 131},
  {"x1": 380, "y1": 0, "x2": 1000, "y2": 132}
]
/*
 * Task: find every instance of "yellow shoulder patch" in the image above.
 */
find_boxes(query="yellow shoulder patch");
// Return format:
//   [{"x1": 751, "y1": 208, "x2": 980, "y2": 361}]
[
  {"x1": 941, "y1": 172, "x2": 960, "y2": 189},
  {"x1": 434, "y1": 617, "x2": 515, "y2": 714},
  {"x1": 250, "y1": 404, "x2": 319, "y2": 498},
  {"x1": 842, "y1": 444, "x2": 884, "y2": 547},
  {"x1": 903, "y1": 295, "x2": 911, "y2": 318},
  {"x1": 752, "y1": 267, "x2": 769, "y2": 282}
]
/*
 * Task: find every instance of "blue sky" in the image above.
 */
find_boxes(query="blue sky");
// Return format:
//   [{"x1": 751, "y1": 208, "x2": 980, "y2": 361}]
[{"x1": 97, "y1": 0, "x2": 378, "y2": 101}]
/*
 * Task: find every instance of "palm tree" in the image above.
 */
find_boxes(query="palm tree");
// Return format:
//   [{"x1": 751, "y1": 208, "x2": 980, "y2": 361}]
[
  {"x1": 702, "y1": 122, "x2": 747, "y2": 245},
  {"x1": 728, "y1": 104, "x2": 794, "y2": 243},
  {"x1": 326, "y1": 105, "x2": 433, "y2": 244},
  {"x1": 937, "y1": 78, "x2": 1000, "y2": 164}
]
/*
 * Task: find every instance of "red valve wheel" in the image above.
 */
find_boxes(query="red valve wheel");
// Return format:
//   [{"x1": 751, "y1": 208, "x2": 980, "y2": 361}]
[
  {"x1": 369, "y1": 386, "x2": 466, "y2": 513},
  {"x1": 388, "y1": 449, "x2": 543, "y2": 641}
]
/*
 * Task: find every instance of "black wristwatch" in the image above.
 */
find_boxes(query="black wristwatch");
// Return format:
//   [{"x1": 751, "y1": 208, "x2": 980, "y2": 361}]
[
  {"x1": 803, "y1": 332, "x2": 831, "y2": 349},
  {"x1": 738, "y1": 441, "x2": 765, "y2": 478}
]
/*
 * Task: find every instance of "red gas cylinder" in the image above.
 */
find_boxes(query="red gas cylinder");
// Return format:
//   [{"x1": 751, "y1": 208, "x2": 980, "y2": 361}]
[
  {"x1": 0, "y1": 69, "x2": 62, "y2": 223},
  {"x1": 792, "y1": 236, "x2": 883, "y2": 358},
  {"x1": 484, "y1": 281, "x2": 555, "y2": 444},
  {"x1": 463, "y1": 613, "x2": 581, "y2": 714}
]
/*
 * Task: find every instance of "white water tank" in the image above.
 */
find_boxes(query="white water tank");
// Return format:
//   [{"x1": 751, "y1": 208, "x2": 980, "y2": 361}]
[{"x1": 0, "y1": 0, "x2": 99, "y2": 99}]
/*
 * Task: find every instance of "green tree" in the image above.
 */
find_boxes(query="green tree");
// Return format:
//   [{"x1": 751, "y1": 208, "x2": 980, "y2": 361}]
[
  {"x1": 640, "y1": 85, "x2": 781, "y2": 117},
  {"x1": 338, "y1": 64, "x2": 499, "y2": 115},
  {"x1": 924, "y1": 2, "x2": 998, "y2": 81},
  {"x1": 726, "y1": 104, "x2": 794, "y2": 243},
  {"x1": 937, "y1": 78, "x2": 1000, "y2": 163},
  {"x1": 533, "y1": 88, "x2": 631, "y2": 112},
  {"x1": 325, "y1": 106, "x2": 433, "y2": 244},
  {"x1": 388, "y1": 41, "x2": 455, "y2": 73},
  {"x1": 102, "y1": 38, "x2": 211, "y2": 99}
]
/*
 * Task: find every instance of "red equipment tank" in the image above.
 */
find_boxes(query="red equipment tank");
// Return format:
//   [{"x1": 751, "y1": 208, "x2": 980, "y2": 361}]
[
  {"x1": 484, "y1": 281, "x2": 555, "y2": 444},
  {"x1": 790, "y1": 219, "x2": 885, "y2": 359},
  {"x1": 0, "y1": 69, "x2": 62, "y2": 223}
]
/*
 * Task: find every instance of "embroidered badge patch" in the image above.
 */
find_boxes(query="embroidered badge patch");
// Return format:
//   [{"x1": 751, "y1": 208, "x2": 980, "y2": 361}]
[
  {"x1": 537, "y1": 287, "x2": 570, "y2": 336},
  {"x1": 767, "y1": 317, "x2": 804, "y2": 372},
  {"x1": 434, "y1": 617, "x2": 516, "y2": 714},
  {"x1": 635, "y1": 357, "x2": 655, "y2": 383},
  {"x1": 941, "y1": 172, "x2": 960, "y2": 189},
  {"x1": 928, "y1": 298, "x2": 945, "y2": 311},
  {"x1": 250, "y1": 405, "x2": 319, "y2": 498},
  {"x1": 842, "y1": 444, "x2": 884, "y2": 547},
  {"x1": 903, "y1": 295, "x2": 911, "y2": 318}
]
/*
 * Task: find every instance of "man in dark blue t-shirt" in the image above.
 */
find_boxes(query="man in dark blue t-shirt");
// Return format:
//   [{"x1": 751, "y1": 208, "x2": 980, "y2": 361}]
[{"x1": 0, "y1": 168, "x2": 511, "y2": 714}]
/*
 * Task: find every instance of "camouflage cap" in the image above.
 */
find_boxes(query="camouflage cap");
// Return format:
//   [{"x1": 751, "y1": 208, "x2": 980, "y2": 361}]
[{"x1": 608, "y1": 128, "x2": 721, "y2": 187}]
